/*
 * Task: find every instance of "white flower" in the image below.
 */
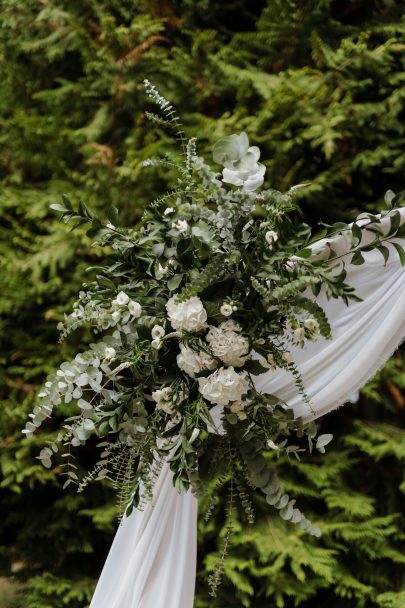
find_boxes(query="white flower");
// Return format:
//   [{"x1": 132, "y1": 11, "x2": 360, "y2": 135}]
[
  {"x1": 213, "y1": 132, "x2": 266, "y2": 192},
  {"x1": 177, "y1": 343, "x2": 217, "y2": 378},
  {"x1": 172, "y1": 219, "x2": 188, "y2": 233},
  {"x1": 265, "y1": 230, "x2": 278, "y2": 246},
  {"x1": 128, "y1": 300, "x2": 142, "y2": 318},
  {"x1": 152, "y1": 387, "x2": 175, "y2": 414},
  {"x1": 293, "y1": 327, "x2": 306, "y2": 343},
  {"x1": 111, "y1": 310, "x2": 121, "y2": 323},
  {"x1": 164, "y1": 207, "x2": 174, "y2": 215},
  {"x1": 190, "y1": 428, "x2": 200, "y2": 443},
  {"x1": 304, "y1": 318, "x2": 320, "y2": 333},
  {"x1": 267, "y1": 439, "x2": 279, "y2": 450},
  {"x1": 104, "y1": 347, "x2": 116, "y2": 360},
  {"x1": 198, "y1": 367, "x2": 250, "y2": 406},
  {"x1": 106, "y1": 222, "x2": 115, "y2": 230},
  {"x1": 206, "y1": 320, "x2": 249, "y2": 367},
  {"x1": 282, "y1": 351, "x2": 294, "y2": 365},
  {"x1": 114, "y1": 291, "x2": 129, "y2": 306},
  {"x1": 152, "y1": 324, "x2": 165, "y2": 339},
  {"x1": 166, "y1": 296, "x2": 207, "y2": 332},
  {"x1": 151, "y1": 338, "x2": 163, "y2": 350},
  {"x1": 220, "y1": 303, "x2": 233, "y2": 317},
  {"x1": 230, "y1": 401, "x2": 248, "y2": 421}
]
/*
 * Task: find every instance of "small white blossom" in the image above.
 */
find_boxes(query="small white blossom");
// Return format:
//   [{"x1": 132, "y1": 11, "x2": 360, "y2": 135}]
[
  {"x1": 164, "y1": 207, "x2": 174, "y2": 215},
  {"x1": 229, "y1": 401, "x2": 248, "y2": 421},
  {"x1": 198, "y1": 367, "x2": 250, "y2": 406},
  {"x1": 189, "y1": 428, "x2": 200, "y2": 443},
  {"x1": 172, "y1": 219, "x2": 188, "y2": 233},
  {"x1": 220, "y1": 303, "x2": 233, "y2": 317},
  {"x1": 166, "y1": 296, "x2": 207, "y2": 332},
  {"x1": 206, "y1": 320, "x2": 249, "y2": 367},
  {"x1": 267, "y1": 439, "x2": 279, "y2": 450},
  {"x1": 282, "y1": 351, "x2": 294, "y2": 365},
  {"x1": 114, "y1": 291, "x2": 129, "y2": 306},
  {"x1": 265, "y1": 230, "x2": 278, "y2": 246},
  {"x1": 128, "y1": 300, "x2": 142, "y2": 318},
  {"x1": 293, "y1": 327, "x2": 306, "y2": 343},
  {"x1": 111, "y1": 310, "x2": 121, "y2": 323},
  {"x1": 104, "y1": 347, "x2": 116, "y2": 360},
  {"x1": 151, "y1": 338, "x2": 163, "y2": 350},
  {"x1": 304, "y1": 318, "x2": 320, "y2": 333},
  {"x1": 152, "y1": 387, "x2": 176, "y2": 414},
  {"x1": 152, "y1": 325, "x2": 165, "y2": 339},
  {"x1": 177, "y1": 343, "x2": 217, "y2": 378},
  {"x1": 106, "y1": 223, "x2": 115, "y2": 230}
]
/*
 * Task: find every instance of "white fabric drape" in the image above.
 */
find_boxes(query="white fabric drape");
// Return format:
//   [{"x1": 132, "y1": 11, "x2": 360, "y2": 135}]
[{"x1": 89, "y1": 209, "x2": 405, "y2": 608}]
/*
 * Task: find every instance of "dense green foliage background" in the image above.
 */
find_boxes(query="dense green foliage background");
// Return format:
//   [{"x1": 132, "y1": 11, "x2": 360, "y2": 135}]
[{"x1": 1, "y1": 0, "x2": 405, "y2": 606}]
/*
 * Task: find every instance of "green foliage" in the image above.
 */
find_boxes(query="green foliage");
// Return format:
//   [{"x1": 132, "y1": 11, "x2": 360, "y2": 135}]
[{"x1": 0, "y1": 0, "x2": 404, "y2": 606}]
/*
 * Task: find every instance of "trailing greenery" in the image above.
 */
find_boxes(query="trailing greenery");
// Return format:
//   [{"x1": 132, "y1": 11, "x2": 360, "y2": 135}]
[{"x1": 1, "y1": 1, "x2": 404, "y2": 606}]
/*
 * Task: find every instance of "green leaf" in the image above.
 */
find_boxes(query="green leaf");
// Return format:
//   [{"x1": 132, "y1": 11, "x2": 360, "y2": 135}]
[
  {"x1": 351, "y1": 251, "x2": 365, "y2": 265},
  {"x1": 393, "y1": 243, "x2": 405, "y2": 266}
]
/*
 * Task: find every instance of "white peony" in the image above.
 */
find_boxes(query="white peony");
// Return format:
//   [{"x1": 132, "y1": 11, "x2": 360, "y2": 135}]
[
  {"x1": 206, "y1": 320, "x2": 249, "y2": 367},
  {"x1": 213, "y1": 132, "x2": 266, "y2": 192},
  {"x1": 166, "y1": 296, "x2": 207, "y2": 332},
  {"x1": 177, "y1": 343, "x2": 217, "y2": 378},
  {"x1": 198, "y1": 367, "x2": 250, "y2": 406}
]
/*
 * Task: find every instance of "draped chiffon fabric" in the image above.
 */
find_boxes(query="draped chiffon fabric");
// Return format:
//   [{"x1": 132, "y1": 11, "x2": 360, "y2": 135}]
[{"x1": 89, "y1": 209, "x2": 405, "y2": 608}]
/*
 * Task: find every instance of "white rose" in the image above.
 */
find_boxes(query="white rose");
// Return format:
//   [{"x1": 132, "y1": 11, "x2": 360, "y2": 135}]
[
  {"x1": 166, "y1": 296, "x2": 207, "y2": 332},
  {"x1": 220, "y1": 303, "x2": 233, "y2": 317},
  {"x1": 177, "y1": 343, "x2": 217, "y2": 378},
  {"x1": 206, "y1": 320, "x2": 249, "y2": 367},
  {"x1": 198, "y1": 367, "x2": 250, "y2": 406},
  {"x1": 152, "y1": 325, "x2": 165, "y2": 339},
  {"x1": 265, "y1": 230, "x2": 278, "y2": 246},
  {"x1": 114, "y1": 291, "x2": 129, "y2": 306},
  {"x1": 111, "y1": 310, "x2": 121, "y2": 323},
  {"x1": 128, "y1": 300, "x2": 142, "y2": 318}
]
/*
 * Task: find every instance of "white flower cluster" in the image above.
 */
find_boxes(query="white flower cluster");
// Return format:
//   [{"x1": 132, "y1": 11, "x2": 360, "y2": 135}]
[
  {"x1": 166, "y1": 296, "x2": 207, "y2": 332},
  {"x1": 112, "y1": 291, "x2": 142, "y2": 319},
  {"x1": 162, "y1": 297, "x2": 253, "y2": 408},
  {"x1": 198, "y1": 367, "x2": 250, "y2": 406},
  {"x1": 206, "y1": 320, "x2": 249, "y2": 367},
  {"x1": 213, "y1": 132, "x2": 266, "y2": 191},
  {"x1": 176, "y1": 343, "x2": 217, "y2": 378},
  {"x1": 152, "y1": 387, "x2": 179, "y2": 414},
  {"x1": 286, "y1": 316, "x2": 320, "y2": 346}
]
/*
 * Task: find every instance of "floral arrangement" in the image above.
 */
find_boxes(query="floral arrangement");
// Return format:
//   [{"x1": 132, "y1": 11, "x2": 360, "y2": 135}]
[{"x1": 24, "y1": 82, "x2": 405, "y2": 587}]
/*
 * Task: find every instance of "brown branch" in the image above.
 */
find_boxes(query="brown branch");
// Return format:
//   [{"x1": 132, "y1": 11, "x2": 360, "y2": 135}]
[{"x1": 118, "y1": 35, "x2": 168, "y2": 65}]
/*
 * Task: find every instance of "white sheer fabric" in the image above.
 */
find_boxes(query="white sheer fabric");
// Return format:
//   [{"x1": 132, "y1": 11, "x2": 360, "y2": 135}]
[{"x1": 89, "y1": 209, "x2": 405, "y2": 608}]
